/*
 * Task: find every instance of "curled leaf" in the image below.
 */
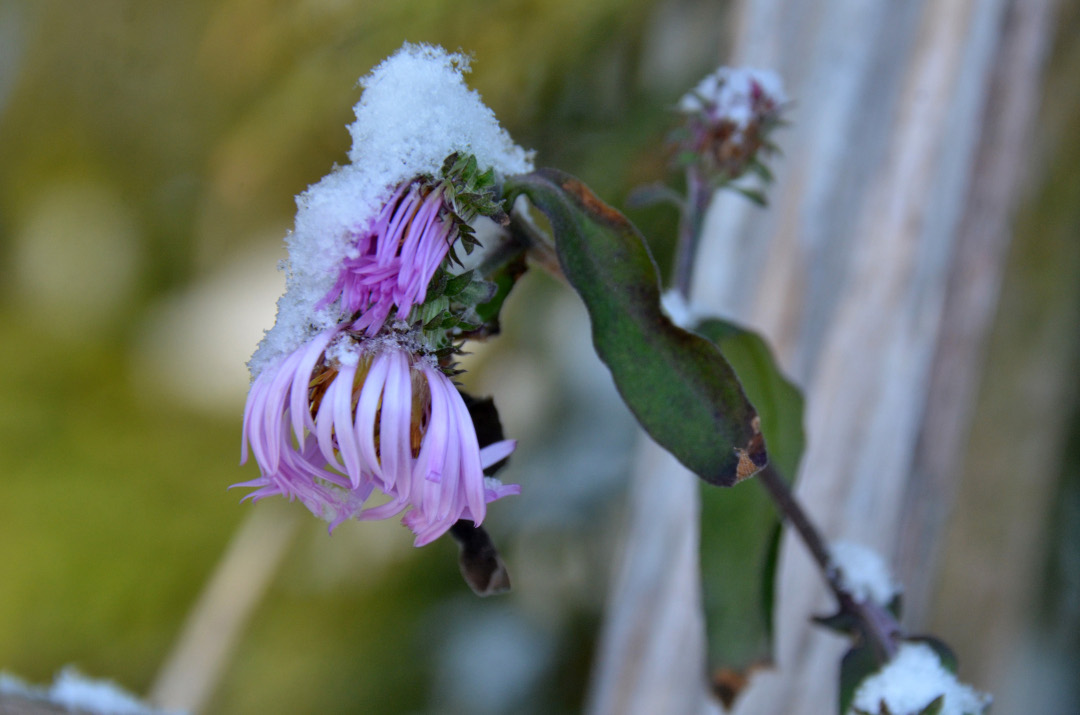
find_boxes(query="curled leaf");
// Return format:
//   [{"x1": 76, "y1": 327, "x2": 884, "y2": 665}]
[{"x1": 448, "y1": 521, "x2": 511, "y2": 596}]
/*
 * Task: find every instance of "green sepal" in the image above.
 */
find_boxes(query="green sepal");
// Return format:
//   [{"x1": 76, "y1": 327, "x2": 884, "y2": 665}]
[
  {"x1": 424, "y1": 310, "x2": 453, "y2": 331},
  {"x1": 444, "y1": 270, "x2": 475, "y2": 297},
  {"x1": 626, "y1": 182, "x2": 686, "y2": 211},
  {"x1": 440, "y1": 152, "x2": 507, "y2": 224},
  {"x1": 887, "y1": 593, "x2": 903, "y2": 621},
  {"x1": 730, "y1": 186, "x2": 768, "y2": 207},
  {"x1": 813, "y1": 608, "x2": 862, "y2": 637},
  {"x1": 470, "y1": 254, "x2": 528, "y2": 337},
  {"x1": 456, "y1": 280, "x2": 497, "y2": 306},
  {"x1": 749, "y1": 158, "x2": 775, "y2": 183}
]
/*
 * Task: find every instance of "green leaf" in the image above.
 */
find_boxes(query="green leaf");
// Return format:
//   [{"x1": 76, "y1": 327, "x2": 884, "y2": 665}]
[
  {"x1": 730, "y1": 186, "x2": 769, "y2": 207},
  {"x1": 839, "y1": 645, "x2": 881, "y2": 715},
  {"x1": 918, "y1": 695, "x2": 945, "y2": 715},
  {"x1": 701, "y1": 485, "x2": 781, "y2": 701},
  {"x1": 503, "y1": 169, "x2": 766, "y2": 486},
  {"x1": 749, "y1": 158, "x2": 775, "y2": 183},
  {"x1": 694, "y1": 318, "x2": 806, "y2": 698},
  {"x1": 691, "y1": 319, "x2": 805, "y2": 479}
]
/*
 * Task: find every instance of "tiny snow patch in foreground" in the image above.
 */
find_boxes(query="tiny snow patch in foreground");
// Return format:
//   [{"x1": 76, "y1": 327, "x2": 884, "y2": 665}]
[{"x1": 0, "y1": 667, "x2": 180, "y2": 714}]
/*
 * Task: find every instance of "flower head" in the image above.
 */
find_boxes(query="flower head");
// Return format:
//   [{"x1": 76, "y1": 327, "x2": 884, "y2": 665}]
[
  {"x1": 676, "y1": 66, "x2": 786, "y2": 180},
  {"x1": 237, "y1": 43, "x2": 529, "y2": 546},
  {"x1": 247, "y1": 43, "x2": 532, "y2": 379},
  {"x1": 237, "y1": 327, "x2": 518, "y2": 545}
]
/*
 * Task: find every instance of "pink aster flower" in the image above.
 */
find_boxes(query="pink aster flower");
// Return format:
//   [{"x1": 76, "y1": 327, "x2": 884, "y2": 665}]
[
  {"x1": 317, "y1": 181, "x2": 459, "y2": 336},
  {"x1": 235, "y1": 326, "x2": 519, "y2": 546}
]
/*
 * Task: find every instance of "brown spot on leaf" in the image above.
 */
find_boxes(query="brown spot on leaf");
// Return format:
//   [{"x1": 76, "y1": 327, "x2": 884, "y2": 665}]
[
  {"x1": 560, "y1": 177, "x2": 631, "y2": 227},
  {"x1": 734, "y1": 414, "x2": 768, "y2": 482},
  {"x1": 711, "y1": 668, "x2": 748, "y2": 709},
  {"x1": 711, "y1": 662, "x2": 769, "y2": 709}
]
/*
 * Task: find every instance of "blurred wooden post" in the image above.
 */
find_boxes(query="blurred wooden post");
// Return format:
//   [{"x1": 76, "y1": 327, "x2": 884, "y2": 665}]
[{"x1": 587, "y1": 0, "x2": 1055, "y2": 713}]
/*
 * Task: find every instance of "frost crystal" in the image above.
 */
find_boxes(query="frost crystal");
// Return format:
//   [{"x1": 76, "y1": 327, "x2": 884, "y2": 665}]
[
  {"x1": 249, "y1": 43, "x2": 533, "y2": 379},
  {"x1": 849, "y1": 643, "x2": 991, "y2": 715},
  {"x1": 830, "y1": 541, "x2": 900, "y2": 606}
]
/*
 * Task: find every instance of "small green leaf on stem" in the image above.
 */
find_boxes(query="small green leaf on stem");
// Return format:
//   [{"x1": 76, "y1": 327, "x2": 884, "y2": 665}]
[
  {"x1": 919, "y1": 695, "x2": 946, "y2": 715},
  {"x1": 840, "y1": 645, "x2": 881, "y2": 715}
]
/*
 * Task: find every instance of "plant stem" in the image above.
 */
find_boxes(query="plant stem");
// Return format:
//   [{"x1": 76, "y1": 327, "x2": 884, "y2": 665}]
[
  {"x1": 758, "y1": 465, "x2": 900, "y2": 661},
  {"x1": 758, "y1": 466, "x2": 833, "y2": 579},
  {"x1": 673, "y1": 166, "x2": 710, "y2": 299},
  {"x1": 505, "y1": 210, "x2": 565, "y2": 281}
]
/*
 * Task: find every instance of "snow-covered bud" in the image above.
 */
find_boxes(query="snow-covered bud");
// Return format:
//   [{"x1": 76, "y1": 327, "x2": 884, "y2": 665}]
[{"x1": 676, "y1": 66, "x2": 786, "y2": 183}]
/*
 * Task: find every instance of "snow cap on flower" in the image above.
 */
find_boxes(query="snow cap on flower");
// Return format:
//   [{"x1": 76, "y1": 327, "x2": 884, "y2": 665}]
[
  {"x1": 249, "y1": 43, "x2": 533, "y2": 379},
  {"x1": 674, "y1": 65, "x2": 786, "y2": 181},
  {"x1": 678, "y1": 66, "x2": 786, "y2": 128},
  {"x1": 236, "y1": 328, "x2": 519, "y2": 546},
  {"x1": 848, "y1": 643, "x2": 991, "y2": 715}
]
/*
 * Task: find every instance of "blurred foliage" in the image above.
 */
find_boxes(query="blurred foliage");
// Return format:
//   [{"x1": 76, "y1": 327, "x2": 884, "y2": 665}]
[
  {"x1": 0, "y1": 316, "x2": 244, "y2": 687},
  {"x1": 0, "y1": 0, "x2": 734, "y2": 712},
  {"x1": 1028, "y1": 0, "x2": 1080, "y2": 700}
]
